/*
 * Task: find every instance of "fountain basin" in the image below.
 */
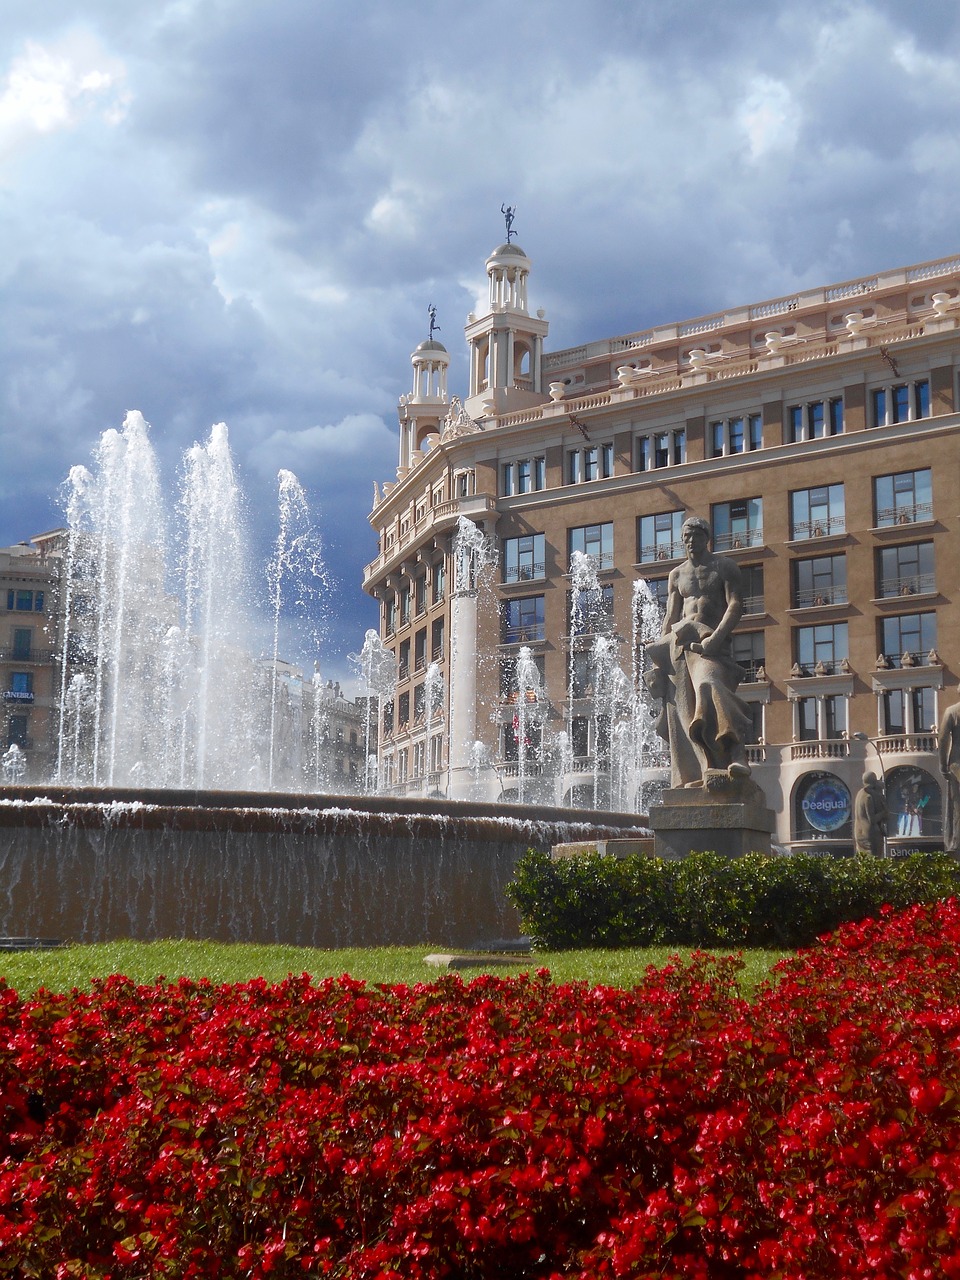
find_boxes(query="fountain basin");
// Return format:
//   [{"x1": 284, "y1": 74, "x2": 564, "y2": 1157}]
[{"x1": 0, "y1": 787, "x2": 649, "y2": 948}]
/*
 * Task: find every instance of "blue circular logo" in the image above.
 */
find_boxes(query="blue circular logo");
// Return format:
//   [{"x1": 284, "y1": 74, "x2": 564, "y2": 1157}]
[{"x1": 800, "y1": 776, "x2": 851, "y2": 833}]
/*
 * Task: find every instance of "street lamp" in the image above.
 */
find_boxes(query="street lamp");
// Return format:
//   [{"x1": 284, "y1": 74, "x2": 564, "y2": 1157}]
[{"x1": 852, "y1": 731, "x2": 888, "y2": 856}]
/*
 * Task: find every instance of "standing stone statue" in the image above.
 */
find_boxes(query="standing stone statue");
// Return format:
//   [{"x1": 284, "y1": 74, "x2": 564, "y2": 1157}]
[
  {"x1": 939, "y1": 687, "x2": 960, "y2": 852},
  {"x1": 854, "y1": 771, "x2": 887, "y2": 857},
  {"x1": 644, "y1": 515, "x2": 753, "y2": 789}
]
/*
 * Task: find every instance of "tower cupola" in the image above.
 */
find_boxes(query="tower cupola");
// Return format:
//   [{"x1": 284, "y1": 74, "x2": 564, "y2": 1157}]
[
  {"x1": 464, "y1": 209, "x2": 549, "y2": 419},
  {"x1": 396, "y1": 307, "x2": 450, "y2": 476}
]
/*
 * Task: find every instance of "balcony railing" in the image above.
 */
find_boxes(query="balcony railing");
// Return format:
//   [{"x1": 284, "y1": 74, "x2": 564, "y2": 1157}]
[
  {"x1": 502, "y1": 625, "x2": 546, "y2": 645},
  {"x1": 638, "y1": 540, "x2": 684, "y2": 563},
  {"x1": 790, "y1": 517, "x2": 845, "y2": 541},
  {"x1": 876, "y1": 732, "x2": 938, "y2": 754},
  {"x1": 876, "y1": 502, "x2": 933, "y2": 528},
  {"x1": 878, "y1": 574, "x2": 935, "y2": 598},
  {"x1": 793, "y1": 585, "x2": 848, "y2": 608},
  {"x1": 741, "y1": 594, "x2": 765, "y2": 615},
  {"x1": 790, "y1": 739, "x2": 850, "y2": 761},
  {"x1": 713, "y1": 527, "x2": 764, "y2": 552},
  {"x1": 0, "y1": 648, "x2": 54, "y2": 664},
  {"x1": 503, "y1": 563, "x2": 545, "y2": 584}
]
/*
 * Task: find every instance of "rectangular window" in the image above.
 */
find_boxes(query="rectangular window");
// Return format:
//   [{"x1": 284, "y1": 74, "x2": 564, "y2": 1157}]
[
  {"x1": 503, "y1": 596, "x2": 545, "y2": 644},
  {"x1": 794, "y1": 697, "x2": 816, "y2": 740},
  {"x1": 398, "y1": 692, "x2": 410, "y2": 727},
  {"x1": 711, "y1": 415, "x2": 760, "y2": 456},
  {"x1": 892, "y1": 384, "x2": 910, "y2": 424},
  {"x1": 793, "y1": 554, "x2": 847, "y2": 608},
  {"x1": 534, "y1": 456, "x2": 546, "y2": 490},
  {"x1": 788, "y1": 406, "x2": 803, "y2": 443},
  {"x1": 731, "y1": 631, "x2": 764, "y2": 681},
  {"x1": 740, "y1": 565, "x2": 764, "y2": 615},
  {"x1": 728, "y1": 417, "x2": 745, "y2": 453},
  {"x1": 567, "y1": 450, "x2": 581, "y2": 484},
  {"x1": 584, "y1": 446, "x2": 599, "y2": 481},
  {"x1": 871, "y1": 388, "x2": 887, "y2": 429},
  {"x1": 880, "y1": 612, "x2": 936, "y2": 668},
  {"x1": 569, "y1": 583, "x2": 615, "y2": 638},
  {"x1": 654, "y1": 433, "x2": 670, "y2": 468},
  {"x1": 638, "y1": 511, "x2": 684, "y2": 563},
  {"x1": 823, "y1": 695, "x2": 846, "y2": 739},
  {"x1": 795, "y1": 622, "x2": 848, "y2": 674},
  {"x1": 645, "y1": 577, "x2": 670, "y2": 613},
  {"x1": 414, "y1": 629, "x2": 427, "y2": 672},
  {"x1": 432, "y1": 561, "x2": 445, "y2": 604},
  {"x1": 501, "y1": 464, "x2": 515, "y2": 496},
  {"x1": 710, "y1": 421, "x2": 725, "y2": 457},
  {"x1": 673, "y1": 428, "x2": 686, "y2": 464},
  {"x1": 12, "y1": 629, "x2": 31, "y2": 659},
  {"x1": 790, "y1": 484, "x2": 845, "y2": 539},
  {"x1": 602, "y1": 442, "x2": 614, "y2": 477},
  {"x1": 503, "y1": 533, "x2": 545, "y2": 583},
  {"x1": 877, "y1": 542, "x2": 934, "y2": 598},
  {"x1": 385, "y1": 597, "x2": 397, "y2": 635},
  {"x1": 636, "y1": 435, "x2": 651, "y2": 471},
  {"x1": 431, "y1": 616, "x2": 445, "y2": 661},
  {"x1": 912, "y1": 686, "x2": 937, "y2": 735},
  {"x1": 883, "y1": 689, "x2": 906, "y2": 736},
  {"x1": 915, "y1": 379, "x2": 930, "y2": 419},
  {"x1": 9, "y1": 672, "x2": 33, "y2": 695},
  {"x1": 569, "y1": 523, "x2": 613, "y2": 570},
  {"x1": 7, "y1": 590, "x2": 43, "y2": 612},
  {"x1": 6, "y1": 715, "x2": 28, "y2": 749},
  {"x1": 749, "y1": 413, "x2": 763, "y2": 450},
  {"x1": 517, "y1": 459, "x2": 532, "y2": 493},
  {"x1": 830, "y1": 398, "x2": 844, "y2": 434},
  {"x1": 874, "y1": 469, "x2": 932, "y2": 526},
  {"x1": 399, "y1": 587, "x2": 411, "y2": 626},
  {"x1": 500, "y1": 652, "x2": 546, "y2": 700},
  {"x1": 415, "y1": 576, "x2": 426, "y2": 616},
  {"x1": 398, "y1": 639, "x2": 410, "y2": 680},
  {"x1": 712, "y1": 498, "x2": 763, "y2": 551}
]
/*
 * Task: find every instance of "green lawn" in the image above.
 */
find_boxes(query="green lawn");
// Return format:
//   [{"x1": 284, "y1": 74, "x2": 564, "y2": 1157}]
[{"x1": 0, "y1": 939, "x2": 787, "y2": 996}]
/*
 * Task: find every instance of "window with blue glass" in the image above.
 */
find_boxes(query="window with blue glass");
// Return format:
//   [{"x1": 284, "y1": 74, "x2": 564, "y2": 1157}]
[
  {"x1": 873, "y1": 469, "x2": 932, "y2": 526},
  {"x1": 503, "y1": 596, "x2": 545, "y2": 644},
  {"x1": 712, "y1": 498, "x2": 763, "y2": 551}
]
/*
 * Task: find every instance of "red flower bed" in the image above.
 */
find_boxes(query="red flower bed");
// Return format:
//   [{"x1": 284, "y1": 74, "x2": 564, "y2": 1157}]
[{"x1": 2, "y1": 901, "x2": 960, "y2": 1277}]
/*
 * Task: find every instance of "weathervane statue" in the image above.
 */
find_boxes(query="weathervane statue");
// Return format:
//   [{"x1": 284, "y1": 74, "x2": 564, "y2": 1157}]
[{"x1": 501, "y1": 203, "x2": 516, "y2": 243}]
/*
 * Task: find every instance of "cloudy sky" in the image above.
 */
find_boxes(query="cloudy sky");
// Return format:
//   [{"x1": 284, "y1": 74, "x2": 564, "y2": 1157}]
[{"x1": 3, "y1": 0, "x2": 960, "y2": 684}]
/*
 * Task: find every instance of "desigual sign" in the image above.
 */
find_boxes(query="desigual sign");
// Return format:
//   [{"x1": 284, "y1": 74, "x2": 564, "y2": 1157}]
[{"x1": 799, "y1": 774, "x2": 851, "y2": 834}]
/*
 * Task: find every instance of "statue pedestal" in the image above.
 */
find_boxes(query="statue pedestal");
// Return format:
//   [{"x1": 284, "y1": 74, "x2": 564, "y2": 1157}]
[{"x1": 648, "y1": 771, "x2": 776, "y2": 860}]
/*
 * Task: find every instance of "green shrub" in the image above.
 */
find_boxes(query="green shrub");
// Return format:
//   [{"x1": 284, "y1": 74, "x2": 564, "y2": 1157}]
[{"x1": 506, "y1": 849, "x2": 960, "y2": 950}]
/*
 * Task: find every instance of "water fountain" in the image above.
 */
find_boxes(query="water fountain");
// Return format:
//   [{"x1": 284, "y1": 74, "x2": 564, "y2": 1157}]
[{"x1": 0, "y1": 417, "x2": 651, "y2": 946}]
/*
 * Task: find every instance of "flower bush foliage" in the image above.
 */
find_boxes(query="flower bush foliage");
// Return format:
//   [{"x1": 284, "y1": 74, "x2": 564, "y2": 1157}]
[
  {"x1": 506, "y1": 847, "x2": 960, "y2": 949},
  {"x1": 3, "y1": 900, "x2": 960, "y2": 1276}
]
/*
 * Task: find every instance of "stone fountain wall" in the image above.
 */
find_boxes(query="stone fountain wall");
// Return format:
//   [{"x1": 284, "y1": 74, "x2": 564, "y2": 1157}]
[{"x1": 0, "y1": 787, "x2": 648, "y2": 948}]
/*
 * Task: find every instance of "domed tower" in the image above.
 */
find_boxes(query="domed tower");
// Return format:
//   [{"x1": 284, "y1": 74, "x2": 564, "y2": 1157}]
[
  {"x1": 464, "y1": 225, "x2": 549, "y2": 419},
  {"x1": 396, "y1": 323, "x2": 450, "y2": 477}
]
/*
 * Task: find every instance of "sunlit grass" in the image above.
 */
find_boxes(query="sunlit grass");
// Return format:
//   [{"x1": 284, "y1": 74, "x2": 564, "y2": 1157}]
[{"x1": 0, "y1": 939, "x2": 788, "y2": 998}]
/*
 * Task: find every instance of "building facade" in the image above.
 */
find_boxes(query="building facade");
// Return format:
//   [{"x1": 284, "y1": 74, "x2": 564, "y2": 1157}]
[
  {"x1": 364, "y1": 240, "x2": 960, "y2": 850},
  {"x1": 0, "y1": 532, "x2": 64, "y2": 779}
]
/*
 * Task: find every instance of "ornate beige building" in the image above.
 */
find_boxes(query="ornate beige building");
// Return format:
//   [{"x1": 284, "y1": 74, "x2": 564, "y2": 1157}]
[{"x1": 366, "y1": 240, "x2": 960, "y2": 851}]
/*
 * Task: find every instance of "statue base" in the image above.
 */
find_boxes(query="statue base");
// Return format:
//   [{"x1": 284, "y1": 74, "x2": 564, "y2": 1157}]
[{"x1": 648, "y1": 771, "x2": 776, "y2": 860}]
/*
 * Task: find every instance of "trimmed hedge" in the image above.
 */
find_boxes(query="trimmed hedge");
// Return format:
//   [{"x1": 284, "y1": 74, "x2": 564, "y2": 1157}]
[{"x1": 505, "y1": 848, "x2": 960, "y2": 950}]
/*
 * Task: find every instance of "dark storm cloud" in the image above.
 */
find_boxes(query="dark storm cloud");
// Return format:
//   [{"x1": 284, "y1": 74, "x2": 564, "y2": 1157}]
[{"x1": 3, "y1": 0, "x2": 960, "y2": 680}]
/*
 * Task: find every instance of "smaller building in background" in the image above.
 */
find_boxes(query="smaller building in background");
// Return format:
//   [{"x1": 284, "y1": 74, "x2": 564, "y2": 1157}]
[{"x1": 0, "y1": 532, "x2": 64, "y2": 779}]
